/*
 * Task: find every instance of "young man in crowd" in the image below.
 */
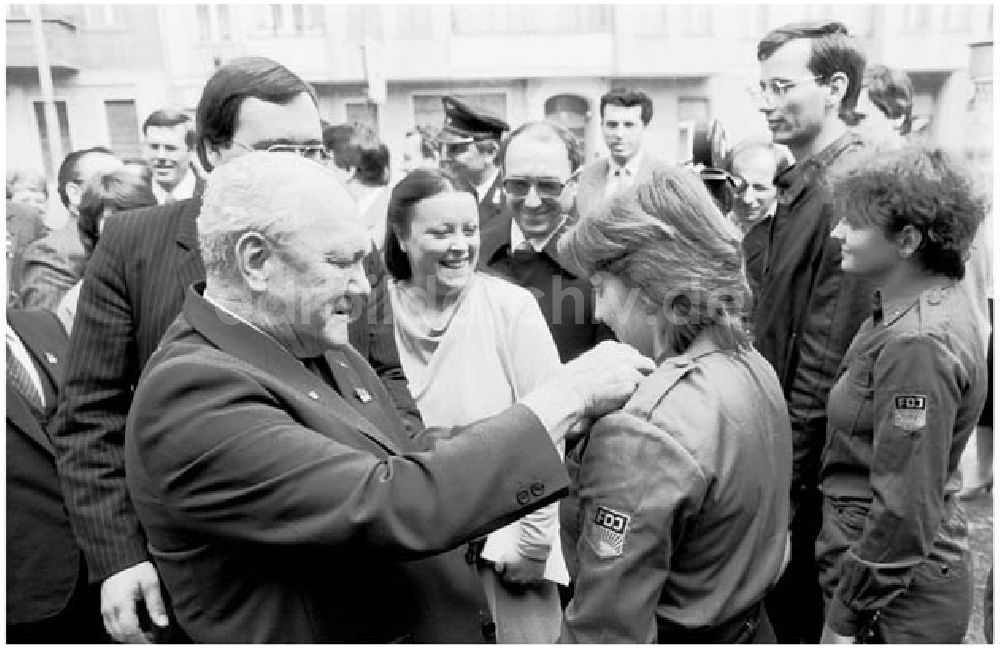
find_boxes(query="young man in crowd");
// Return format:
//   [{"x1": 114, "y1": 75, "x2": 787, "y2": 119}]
[
  {"x1": 752, "y1": 21, "x2": 873, "y2": 643},
  {"x1": 141, "y1": 109, "x2": 199, "y2": 204},
  {"x1": 574, "y1": 87, "x2": 658, "y2": 219}
]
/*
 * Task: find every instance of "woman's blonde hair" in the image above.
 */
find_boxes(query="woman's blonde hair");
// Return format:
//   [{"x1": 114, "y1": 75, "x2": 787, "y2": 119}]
[{"x1": 558, "y1": 162, "x2": 751, "y2": 354}]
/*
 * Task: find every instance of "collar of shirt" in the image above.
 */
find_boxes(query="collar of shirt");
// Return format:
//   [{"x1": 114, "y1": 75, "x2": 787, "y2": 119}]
[
  {"x1": 202, "y1": 290, "x2": 307, "y2": 360},
  {"x1": 777, "y1": 131, "x2": 865, "y2": 205},
  {"x1": 152, "y1": 164, "x2": 197, "y2": 204},
  {"x1": 5, "y1": 322, "x2": 46, "y2": 407},
  {"x1": 509, "y1": 215, "x2": 568, "y2": 254},
  {"x1": 609, "y1": 150, "x2": 643, "y2": 180},
  {"x1": 475, "y1": 168, "x2": 500, "y2": 205}
]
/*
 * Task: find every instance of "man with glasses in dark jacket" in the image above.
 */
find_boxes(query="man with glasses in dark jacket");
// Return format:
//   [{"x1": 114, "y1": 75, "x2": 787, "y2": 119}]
[{"x1": 752, "y1": 21, "x2": 874, "y2": 643}]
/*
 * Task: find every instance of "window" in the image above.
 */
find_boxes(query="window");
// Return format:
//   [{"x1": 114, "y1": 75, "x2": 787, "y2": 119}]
[
  {"x1": 901, "y1": 4, "x2": 931, "y2": 32},
  {"x1": 33, "y1": 101, "x2": 72, "y2": 178},
  {"x1": 83, "y1": 4, "x2": 121, "y2": 28},
  {"x1": 196, "y1": 4, "x2": 232, "y2": 41},
  {"x1": 251, "y1": 4, "x2": 324, "y2": 37},
  {"x1": 677, "y1": 97, "x2": 710, "y2": 162},
  {"x1": 346, "y1": 102, "x2": 379, "y2": 137},
  {"x1": 451, "y1": 6, "x2": 611, "y2": 35},
  {"x1": 105, "y1": 100, "x2": 142, "y2": 159},
  {"x1": 678, "y1": 5, "x2": 713, "y2": 37},
  {"x1": 941, "y1": 6, "x2": 972, "y2": 33},
  {"x1": 6, "y1": 4, "x2": 29, "y2": 19},
  {"x1": 412, "y1": 93, "x2": 507, "y2": 131},
  {"x1": 631, "y1": 6, "x2": 670, "y2": 35},
  {"x1": 347, "y1": 5, "x2": 382, "y2": 41},
  {"x1": 394, "y1": 5, "x2": 435, "y2": 39}
]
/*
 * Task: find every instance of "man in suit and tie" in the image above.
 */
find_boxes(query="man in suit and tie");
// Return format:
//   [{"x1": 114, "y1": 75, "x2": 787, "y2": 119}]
[
  {"x1": 51, "y1": 56, "x2": 420, "y2": 644},
  {"x1": 124, "y1": 150, "x2": 651, "y2": 643},
  {"x1": 141, "y1": 109, "x2": 199, "y2": 205},
  {"x1": 19, "y1": 147, "x2": 123, "y2": 311},
  {"x1": 7, "y1": 307, "x2": 107, "y2": 642},
  {"x1": 479, "y1": 120, "x2": 613, "y2": 362},
  {"x1": 574, "y1": 87, "x2": 658, "y2": 220},
  {"x1": 439, "y1": 96, "x2": 509, "y2": 227}
]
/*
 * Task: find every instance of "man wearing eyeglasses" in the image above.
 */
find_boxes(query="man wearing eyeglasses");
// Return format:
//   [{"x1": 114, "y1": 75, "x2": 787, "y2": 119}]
[
  {"x1": 479, "y1": 121, "x2": 613, "y2": 363},
  {"x1": 752, "y1": 22, "x2": 874, "y2": 644},
  {"x1": 50, "y1": 56, "x2": 420, "y2": 644},
  {"x1": 438, "y1": 96, "x2": 509, "y2": 227},
  {"x1": 19, "y1": 147, "x2": 123, "y2": 311}
]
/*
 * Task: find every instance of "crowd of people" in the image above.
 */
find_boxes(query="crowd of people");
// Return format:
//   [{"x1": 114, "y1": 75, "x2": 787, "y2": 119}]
[{"x1": 6, "y1": 19, "x2": 993, "y2": 644}]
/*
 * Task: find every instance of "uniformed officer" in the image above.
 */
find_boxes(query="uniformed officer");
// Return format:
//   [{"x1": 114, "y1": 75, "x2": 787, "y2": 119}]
[
  {"x1": 438, "y1": 96, "x2": 510, "y2": 226},
  {"x1": 820, "y1": 144, "x2": 988, "y2": 643},
  {"x1": 557, "y1": 162, "x2": 792, "y2": 643}
]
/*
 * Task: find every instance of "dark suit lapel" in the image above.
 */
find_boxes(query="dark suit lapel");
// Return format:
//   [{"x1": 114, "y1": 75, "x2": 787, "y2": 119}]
[
  {"x1": 7, "y1": 384, "x2": 55, "y2": 455},
  {"x1": 478, "y1": 174, "x2": 505, "y2": 226},
  {"x1": 184, "y1": 287, "x2": 403, "y2": 455},
  {"x1": 478, "y1": 209, "x2": 513, "y2": 268},
  {"x1": 8, "y1": 309, "x2": 65, "y2": 410},
  {"x1": 174, "y1": 196, "x2": 206, "y2": 295}
]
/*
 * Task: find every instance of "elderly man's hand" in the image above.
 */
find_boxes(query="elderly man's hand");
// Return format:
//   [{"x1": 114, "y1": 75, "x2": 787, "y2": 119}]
[
  {"x1": 558, "y1": 341, "x2": 655, "y2": 418},
  {"x1": 101, "y1": 561, "x2": 169, "y2": 643}
]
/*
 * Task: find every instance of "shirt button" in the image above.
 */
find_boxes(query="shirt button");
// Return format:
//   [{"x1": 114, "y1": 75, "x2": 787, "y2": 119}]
[
  {"x1": 530, "y1": 481, "x2": 545, "y2": 497},
  {"x1": 516, "y1": 489, "x2": 530, "y2": 505}
]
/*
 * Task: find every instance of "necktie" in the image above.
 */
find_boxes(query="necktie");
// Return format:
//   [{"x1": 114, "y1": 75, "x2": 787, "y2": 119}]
[
  {"x1": 7, "y1": 342, "x2": 44, "y2": 413},
  {"x1": 606, "y1": 168, "x2": 623, "y2": 198}
]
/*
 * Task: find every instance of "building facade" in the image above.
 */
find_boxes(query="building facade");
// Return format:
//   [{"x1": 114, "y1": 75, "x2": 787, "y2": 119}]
[{"x1": 7, "y1": 3, "x2": 994, "y2": 189}]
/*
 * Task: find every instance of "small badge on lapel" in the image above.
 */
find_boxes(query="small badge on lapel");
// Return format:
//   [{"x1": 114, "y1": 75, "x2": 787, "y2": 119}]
[
  {"x1": 893, "y1": 395, "x2": 927, "y2": 431},
  {"x1": 44, "y1": 352, "x2": 58, "y2": 364},
  {"x1": 307, "y1": 390, "x2": 319, "y2": 400},
  {"x1": 355, "y1": 387, "x2": 372, "y2": 403}
]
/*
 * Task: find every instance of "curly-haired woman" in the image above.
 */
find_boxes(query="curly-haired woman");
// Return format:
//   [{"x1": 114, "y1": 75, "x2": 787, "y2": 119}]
[{"x1": 818, "y1": 145, "x2": 989, "y2": 643}]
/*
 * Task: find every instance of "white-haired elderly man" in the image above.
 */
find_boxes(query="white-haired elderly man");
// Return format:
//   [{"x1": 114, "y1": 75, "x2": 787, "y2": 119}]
[{"x1": 123, "y1": 152, "x2": 652, "y2": 643}]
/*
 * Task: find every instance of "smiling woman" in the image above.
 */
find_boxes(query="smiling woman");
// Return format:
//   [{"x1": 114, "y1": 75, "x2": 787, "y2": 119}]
[{"x1": 379, "y1": 166, "x2": 569, "y2": 642}]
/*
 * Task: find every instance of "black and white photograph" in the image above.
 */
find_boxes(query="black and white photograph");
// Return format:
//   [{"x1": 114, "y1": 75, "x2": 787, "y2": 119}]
[{"x1": 5, "y1": 2, "x2": 994, "y2": 644}]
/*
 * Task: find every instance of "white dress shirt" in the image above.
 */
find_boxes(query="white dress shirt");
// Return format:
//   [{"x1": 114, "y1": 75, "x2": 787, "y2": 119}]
[
  {"x1": 152, "y1": 165, "x2": 197, "y2": 205},
  {"x1": 604, "y1": 150, "x2": 644, "y2": 199}
]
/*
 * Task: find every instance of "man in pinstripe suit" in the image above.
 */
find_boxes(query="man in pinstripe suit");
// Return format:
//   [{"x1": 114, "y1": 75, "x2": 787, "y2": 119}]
[{"x1": 50, "y1": 56, "x2": 420, "y2": 643}]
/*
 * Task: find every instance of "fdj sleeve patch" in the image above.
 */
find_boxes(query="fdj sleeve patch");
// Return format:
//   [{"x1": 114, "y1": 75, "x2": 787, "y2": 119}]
[
  {"x1": 589, "y1": 506, "x2": 630, "y2": 558},
  {"x1": 893, "y1": 394, "x2": 927, "y2": 431}
]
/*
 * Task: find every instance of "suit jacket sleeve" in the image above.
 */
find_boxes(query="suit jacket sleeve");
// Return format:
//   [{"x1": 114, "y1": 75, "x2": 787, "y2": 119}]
[
  {"x1": 51, "y1": 220, "x2": 149, "y2": 582},
  {"x1": 129, "y1": 354, "x2": 569, "y2": 558},
  {"x1": 19, "y1": 236, "x2": 78, "y2": 311},
  {"x1": 561, "y1": 412, "x2": 706, "y2": 643}
]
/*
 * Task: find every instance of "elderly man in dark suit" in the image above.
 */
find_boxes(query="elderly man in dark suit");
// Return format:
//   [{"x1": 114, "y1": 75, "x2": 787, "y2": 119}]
[
  {"x1": 7, "y1": 307, "x2": 107, "y2": 642},
  {"x1": 479, "y1": 120, "x2": 614, "y2": 362},
  {"x1": 50, "y1": 56, "x2": 421, "y2": 643},
  {"x1": 19, "y1": 147, "x2": 123, "y2": 311},
  {"x1": 439, "y1": 95, "x2": 509, "y2": 226},
  {"x1": 124, "y1": 151, "x2": 652, "y2": 643}
]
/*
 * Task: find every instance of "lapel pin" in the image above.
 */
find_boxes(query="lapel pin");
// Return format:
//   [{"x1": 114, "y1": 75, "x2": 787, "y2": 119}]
[
  {"x1": 307, "y1": 390, "x2": 319, "y2": 400},
  {"x1": 355, "y1": 387, "x2": 372, "y2": 403},
  {"x1": 44, "y1": 352, "x2": 58, "y2": 364}
]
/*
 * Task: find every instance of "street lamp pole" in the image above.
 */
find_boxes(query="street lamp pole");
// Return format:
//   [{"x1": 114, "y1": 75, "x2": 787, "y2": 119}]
[{"x1": 29, "y1": 4, "x2": 64, "y2": 173}]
